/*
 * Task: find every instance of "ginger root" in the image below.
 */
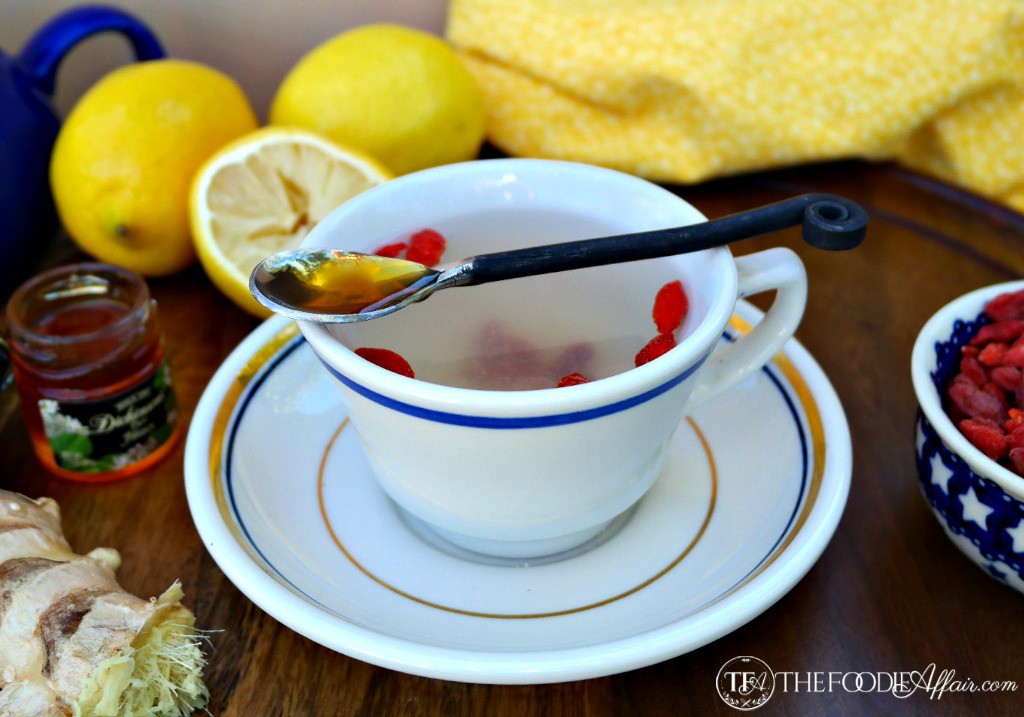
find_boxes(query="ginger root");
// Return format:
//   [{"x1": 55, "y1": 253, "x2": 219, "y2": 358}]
[{"x1": 0, "y1": 490, "x2": 209, "y2": 717}]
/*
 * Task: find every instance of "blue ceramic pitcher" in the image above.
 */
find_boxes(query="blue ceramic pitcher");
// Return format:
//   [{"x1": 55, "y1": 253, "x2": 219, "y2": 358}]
[{"x1": 0, "y1": 5, "x2": 163, "y2": 298}]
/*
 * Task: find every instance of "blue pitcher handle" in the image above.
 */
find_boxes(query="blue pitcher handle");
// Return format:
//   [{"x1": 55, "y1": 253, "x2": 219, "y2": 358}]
[{"x1": 17, "y1": 4, "x2": 164, "y2": 96}]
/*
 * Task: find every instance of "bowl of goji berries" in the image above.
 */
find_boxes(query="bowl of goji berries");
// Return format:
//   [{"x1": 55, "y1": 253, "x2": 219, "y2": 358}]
[{"x1": 912, "y1": 281, "x2": 1024, "y2": 593}]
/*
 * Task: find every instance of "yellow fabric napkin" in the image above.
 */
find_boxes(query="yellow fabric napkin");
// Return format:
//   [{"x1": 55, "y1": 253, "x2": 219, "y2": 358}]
[{"x1": 446, "y1": 0, "x2": 1024, "y2": 212}]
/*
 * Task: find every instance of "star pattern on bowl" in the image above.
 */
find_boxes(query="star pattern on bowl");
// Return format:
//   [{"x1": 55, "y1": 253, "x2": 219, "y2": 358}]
[{"x1": 916, "y1": 414, "x2": 1024, "y2": 592}]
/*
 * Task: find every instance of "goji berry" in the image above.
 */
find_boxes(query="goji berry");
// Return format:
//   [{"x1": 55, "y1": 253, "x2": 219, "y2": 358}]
[
  {"x1": 1010, "y1": 447, "x2": 1024, "y2": 475},
  {"x1": 375, "y1": 242, "x2": 408, "y2": 258},
  {"x1": 985, "y1": 289, "x2": 1024, "y2": 321},
  {"x1": 970, "y1": 320, "x2": 1024, "y2": 346},
  {"x1": 990, "y1": 366, "x2": 1022, "y2": 392},
  {"x1": 405, "y1": 228, "x2": 446, "y2": 266},
  {"x1": 557, "y1": 372, "x2": 591, "y2": 387},
  {"x1": 958, "y1": 417, "x2": 1007, "y2": 461},
  {"x1": 1000, "y1": 337, "x2": 1024, "y2": 367},
  {"x1": 1007, "y1": 408, "x2": 1024, "y2": 431},
  {"x1": 982, "y1": 382, "x2": 1010, "y2": 414},
  {"x1": 948, "y1": 379, "x2": 1007, "y2": 422},
  {"x1": 354, "y1": 347, "x2": 415, "y2": 378},
  {"x1": 1007, "y1": 424, "x2": 1024, "y2": 451},
  {"x1": 959, "y1": 356, "x2": 986, "y2": 385},
  {"x1": 978, "y1": 342, "x2": 1008, "y2": 366},
  {"x1": 634, "y1": 333, "x2": 676, "y2": 366},
  {"x1": 948, "y1": 372, "x2": 974, "y2": 398},
  {"x1": 652, "y1": 280, "x2": 688, "y2": 335}
]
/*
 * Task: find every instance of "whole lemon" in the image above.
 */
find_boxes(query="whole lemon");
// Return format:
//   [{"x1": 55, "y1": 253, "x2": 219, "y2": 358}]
[
  {"x1": 50, "y1": 59, "x2": 259, "y2": 276},
  {"x1": 269, "y1": 24, "x2": 484, "y2": 176}
]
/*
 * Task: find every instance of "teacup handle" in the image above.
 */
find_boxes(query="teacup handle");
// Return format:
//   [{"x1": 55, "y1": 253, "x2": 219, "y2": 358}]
[{"x1": 686, "y1": 247, "x2": 807, "y2": 410}]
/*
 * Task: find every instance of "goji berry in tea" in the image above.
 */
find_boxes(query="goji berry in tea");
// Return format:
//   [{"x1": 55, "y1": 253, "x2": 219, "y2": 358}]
[
  {"x1": 374, "y1": 242, "x2": 408, "y2": 258},
  {"x1": 405, "y1": 229, "x2": 446, "y2": 267},
  {"x1": 354, "y1": 347, "x2": 415, "y2": 378},
  {"x1": 635, "y1": 333, "x2": 677, "y2": 367},
  {"x1": 373, "y1": 228, "x2": 447, "y2": 266},
  {"x1": 652, "y1": 280, "x2": 688, "y2": 335},
  {"x1": 557, "y1": 372, "x2": 591, "y2": 387}
]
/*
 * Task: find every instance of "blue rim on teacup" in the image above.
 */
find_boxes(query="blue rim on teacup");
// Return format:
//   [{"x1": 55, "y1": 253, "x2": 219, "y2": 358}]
[{"x1": 911, "y1": 280, "x2": 1024, "y2": 594}]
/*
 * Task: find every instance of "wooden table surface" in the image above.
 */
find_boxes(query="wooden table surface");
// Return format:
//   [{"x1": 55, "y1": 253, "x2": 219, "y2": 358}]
[{"x1": 3, "y1": 160, "x2": 1023, "y2": 716}]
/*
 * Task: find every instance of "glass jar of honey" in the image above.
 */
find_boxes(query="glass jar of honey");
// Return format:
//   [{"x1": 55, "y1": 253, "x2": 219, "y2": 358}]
[{"x1": 3, "y1": 262, "x2": 179, "y2": 481}]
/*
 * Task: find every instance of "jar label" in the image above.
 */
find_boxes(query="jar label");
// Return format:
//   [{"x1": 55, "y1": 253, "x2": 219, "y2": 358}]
[{"x1": 37, "y1": 361, "x2": 177, "y2": 473}]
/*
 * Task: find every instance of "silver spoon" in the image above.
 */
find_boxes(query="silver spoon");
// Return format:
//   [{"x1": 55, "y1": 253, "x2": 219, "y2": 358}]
[{"x1": 250, "y1": 193, "x2": 867, "y2": 323}]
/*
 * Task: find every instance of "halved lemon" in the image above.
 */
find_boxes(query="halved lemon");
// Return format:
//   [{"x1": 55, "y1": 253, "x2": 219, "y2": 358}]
[{"x1": 190, "y1": 126, "x2": 393, "y2": 316}]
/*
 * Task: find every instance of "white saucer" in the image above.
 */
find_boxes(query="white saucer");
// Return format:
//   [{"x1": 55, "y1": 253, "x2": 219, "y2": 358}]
[{"x1": 184, "y1": 302, "x2": 851, "y2": 684}]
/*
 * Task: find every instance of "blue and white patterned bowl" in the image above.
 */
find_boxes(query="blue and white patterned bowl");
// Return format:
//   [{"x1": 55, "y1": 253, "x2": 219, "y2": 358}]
[{"x1": 912, "y1": 281, "x2": 1024, "y2": 594}]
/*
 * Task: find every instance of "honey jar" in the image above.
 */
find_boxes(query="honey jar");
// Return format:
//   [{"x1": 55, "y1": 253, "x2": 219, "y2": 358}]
[{"x1": 2, "y1": 263, "x2": 178, "y2": 481}]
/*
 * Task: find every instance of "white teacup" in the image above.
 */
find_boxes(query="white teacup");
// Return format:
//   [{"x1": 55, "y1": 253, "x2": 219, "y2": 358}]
[{"x1": 298, "y1": 159, "x2": 806, "y2": 559}]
